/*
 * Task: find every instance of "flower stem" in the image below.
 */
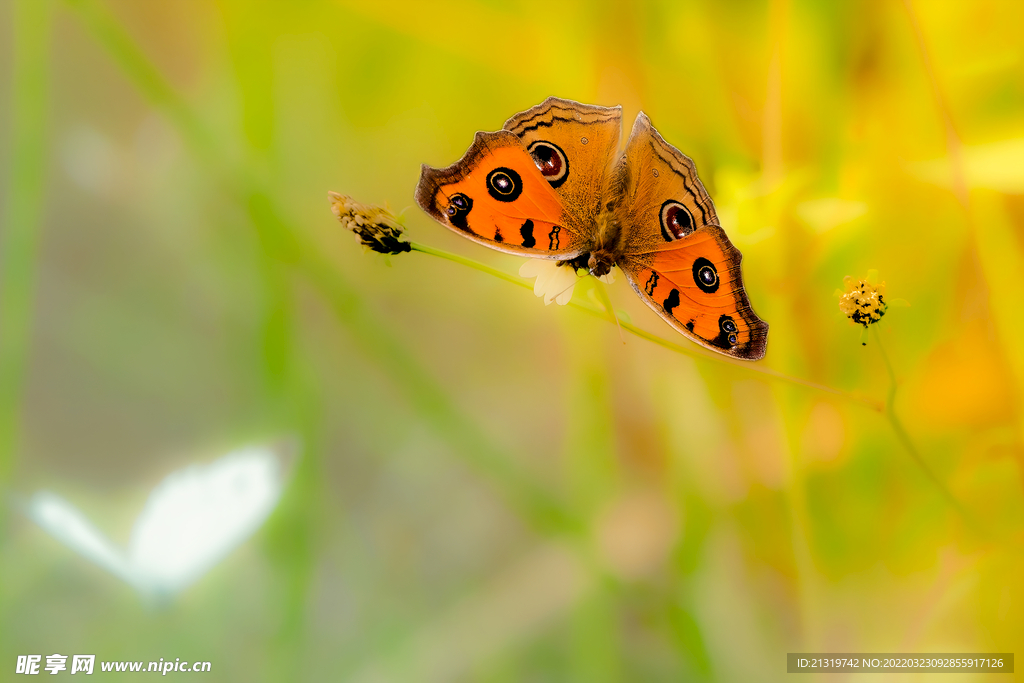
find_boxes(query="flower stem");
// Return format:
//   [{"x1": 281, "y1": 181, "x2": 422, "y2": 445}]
[
  {"x1": 410, "y1": 242, "x2": 529, "y2": 289},
  {"x1": 871, "y1": 326, "x2": 977, "y2": 529},
  {"x1": 410, "y1": 242, "x2": 882, "y2": 411}
]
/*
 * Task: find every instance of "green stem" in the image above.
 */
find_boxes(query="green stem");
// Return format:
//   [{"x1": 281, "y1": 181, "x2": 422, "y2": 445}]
[
  {"x1": 871, "y1": 326, "x2": 977, "y2": 528},
  {"x1": 410, "y1": 242, "x2": 882, "y2": 411},
  {"x1": 410, "y1": 242, "x2": 529, "y2": 290},
  {"x1": 0, "y1": 0, "x2": 53, "y2": 482}
]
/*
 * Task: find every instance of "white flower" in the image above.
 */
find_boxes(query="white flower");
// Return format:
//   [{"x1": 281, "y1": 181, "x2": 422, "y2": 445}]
[
  {"x1": 519, "y1": 259, "x2": 616, "y2": 306},
  {"x1": 519, "y1": 259, "x2": 581, "y2": 305}
]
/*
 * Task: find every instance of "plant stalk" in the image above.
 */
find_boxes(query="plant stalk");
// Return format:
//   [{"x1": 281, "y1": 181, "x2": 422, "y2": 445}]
[{"x1": 871, "y1": 326, "x2": 977, "y2": 529}]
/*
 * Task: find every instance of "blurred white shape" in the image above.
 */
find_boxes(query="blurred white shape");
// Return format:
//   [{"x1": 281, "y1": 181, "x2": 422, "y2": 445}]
[
  {"x1": 27, "y1": 442, "x2": 291, "y2": 597},
  {"x1": 30, "y1": 492, "x2": 135, "y2": 584}
]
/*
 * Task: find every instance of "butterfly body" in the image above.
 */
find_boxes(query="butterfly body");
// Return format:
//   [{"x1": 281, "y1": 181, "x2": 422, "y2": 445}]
[{"x1": 416, "y1": 98, "x2": 768, "y2": 360}]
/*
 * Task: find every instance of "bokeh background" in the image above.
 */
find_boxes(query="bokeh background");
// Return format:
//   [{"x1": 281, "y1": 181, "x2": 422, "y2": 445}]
[{"x1": 2, "y1": 0, "x2": 1023, "y2": 680}]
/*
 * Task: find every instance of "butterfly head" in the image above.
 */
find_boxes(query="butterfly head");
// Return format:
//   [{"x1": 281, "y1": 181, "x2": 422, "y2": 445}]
[{"x1": 587, "y1": 249, "x2": 616, "y2": 278}]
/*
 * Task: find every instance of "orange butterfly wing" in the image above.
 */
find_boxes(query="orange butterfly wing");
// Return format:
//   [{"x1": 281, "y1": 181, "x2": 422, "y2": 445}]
[
  {"x1": 415, "y1": 130, "x2": 587, "y2": 258},
  {"x1": 614, "y1": 114, "x2": 768, "y2": 360},
  {"x1": 503, "y1": 97, "x2": 622, "y2": 234}
]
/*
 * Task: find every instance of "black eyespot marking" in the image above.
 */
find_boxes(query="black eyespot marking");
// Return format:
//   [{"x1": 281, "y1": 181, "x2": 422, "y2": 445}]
[
  {"x1": 685, "y1": 320, "x2": 695, "y2": 332},
  {"x1": 581, "y1": 136, "x2": 589, "y2": 145},
  {"x1": 644, "y1": 271, "x2": 659, "y2": 297},
  {"x1": 548, "y1": 225, "x2": 561, "y2": 250},
  {"x1": 494, "y1": 229, "x2": 503, "y2": 243},
  {"x1": 663, "y1": 289, "x2": 680, "y2": 317},
  {"x1": 520, "y1": 219, "x2": 535, "y2": 248},
  {"x1": 486, "y1": 167, "x2": 522, "y2": 202},
  {"x1": 653, "y1": 168, "x2": 660, "y2": 178},
  {"x1": 660, "y1": 200, "x2": 694, "y2": 242},
  {"x1": 447, "y1": 193, "x2": 473, "y2": 231},
  {"x1": 528, "y1": 141, "x2": 569, "y2": 189},
  {"x1": 715, "y1": 315, "x2": 738, "y2": 349},
  {"x1": 692, "y1": 257, "x2": 719, "y2": 293}
]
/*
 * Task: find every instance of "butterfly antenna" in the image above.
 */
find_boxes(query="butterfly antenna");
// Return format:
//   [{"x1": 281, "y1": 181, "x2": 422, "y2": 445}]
[{"x1": 552, "y1": 276, "x2": 579, "y2": 304}]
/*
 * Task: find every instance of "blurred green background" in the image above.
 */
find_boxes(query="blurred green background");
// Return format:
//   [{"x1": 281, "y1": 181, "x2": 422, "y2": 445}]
[{"x1": 2, "y1": 0, "x2": 1023, "y2": 680}]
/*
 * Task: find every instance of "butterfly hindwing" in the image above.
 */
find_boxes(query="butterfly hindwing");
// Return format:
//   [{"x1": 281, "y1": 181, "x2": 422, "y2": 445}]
[
  {"x1": 621, "y1": 225, "x2": 768, "y2": 359},
  {"x1": 614, "y1": 113, "x2": 768, "y2": 360},
  {"x1": 415, "y1": 130, "x2": 586, "y2": 258}
]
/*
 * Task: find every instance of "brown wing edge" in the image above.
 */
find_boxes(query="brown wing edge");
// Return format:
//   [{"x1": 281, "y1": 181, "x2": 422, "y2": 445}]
[
  {"x1": 620, "y1": 225, "x2": 769, "y2": 361},
  {"x1": 414, "y1": 129, "x2": 525, "y2": 222},
  {"x1": 503, "y1": 96, "x2": 622, "y2": 136},
  {"x1": 629, "y1": 112, "x2": 719, "y2": 226}
]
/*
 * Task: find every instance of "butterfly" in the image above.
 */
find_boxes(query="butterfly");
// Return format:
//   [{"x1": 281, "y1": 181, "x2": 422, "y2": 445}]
[
  {"x1": 21, "y1": 442, "x2": 291, "y2": 598},
  {"x1": 415, "y1": 97, "x2": 768, "y2": 360}
]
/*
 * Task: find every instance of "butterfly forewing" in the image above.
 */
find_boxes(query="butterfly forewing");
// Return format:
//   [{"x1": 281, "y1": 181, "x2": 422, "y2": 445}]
[
  {"x1": 416, "y1": 130, "x2": 588, "y2": 258},
  {"x1": 503, "y1": 97, "x2": 622, "y2": 234},
  {"x1": 613, "y1": 113, "x2": 718, "y2": 255}
]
